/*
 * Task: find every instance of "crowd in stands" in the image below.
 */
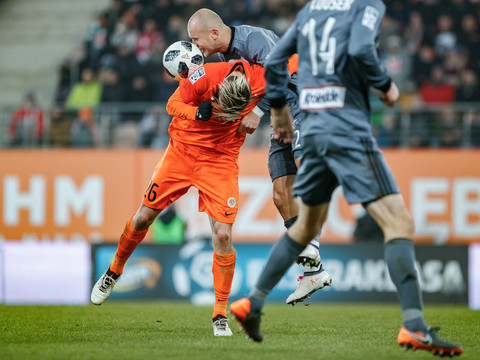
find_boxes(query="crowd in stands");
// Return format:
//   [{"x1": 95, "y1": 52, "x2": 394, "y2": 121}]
[{"x1": 7, "y1": 0, "x2": 480, "y2": 148}]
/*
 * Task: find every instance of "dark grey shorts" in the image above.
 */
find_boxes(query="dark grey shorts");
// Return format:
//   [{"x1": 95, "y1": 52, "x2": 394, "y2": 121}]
[
  {"x1": 267, "y1": 87, "x2": 305, "y2": 181},
  {"x1": 293, "y1": 132, "x2": 400, "y2": 206}
]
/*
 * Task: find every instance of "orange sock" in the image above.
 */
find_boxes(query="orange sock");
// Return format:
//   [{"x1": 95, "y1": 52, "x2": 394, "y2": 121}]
[
  {"x1": 109, "y1": 215, "x2": 148, "y2": 275},
  {"x1": 212, "y1": 250, "x2": 236, "y2": 319}
]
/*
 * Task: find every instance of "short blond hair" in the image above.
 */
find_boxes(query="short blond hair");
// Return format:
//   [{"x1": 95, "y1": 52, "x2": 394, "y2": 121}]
[{"x1": 212, "y1": 75, "x2": 251, "y2": 122}]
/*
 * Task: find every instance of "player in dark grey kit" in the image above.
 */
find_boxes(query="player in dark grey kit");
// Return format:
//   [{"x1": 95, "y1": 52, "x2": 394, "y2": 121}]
[
  {"x1": 230, "y1": 0, "x2": 463, "y2": 356},
  {"x1": 188, "y1": 8, "x2": 332, "y2": 304}
]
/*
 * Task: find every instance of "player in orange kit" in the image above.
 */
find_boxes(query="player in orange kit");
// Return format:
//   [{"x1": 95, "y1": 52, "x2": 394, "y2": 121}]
[{"x1": 90, "y1": 59, "x2": 266, "y2": 337}]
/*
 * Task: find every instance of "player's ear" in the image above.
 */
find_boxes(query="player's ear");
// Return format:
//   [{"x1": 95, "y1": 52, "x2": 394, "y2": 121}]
[{"x1": 211, "y1": 28, "x2": 219, "y2": 39}]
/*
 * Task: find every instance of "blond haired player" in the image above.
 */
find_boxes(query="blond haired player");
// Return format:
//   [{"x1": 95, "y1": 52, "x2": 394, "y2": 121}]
[{"x1": 91, "y1": 59, "x2": 265, "y2": 336}]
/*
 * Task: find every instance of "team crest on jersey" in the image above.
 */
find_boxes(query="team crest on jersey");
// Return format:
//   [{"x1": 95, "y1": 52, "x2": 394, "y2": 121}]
[
  {"x1": 362, "y1": 6, "x2": 380, "y2": 31},
  {"x1": 189, "y1": 67, "x2": 205, "y2": 84},
  {"x1": 227, "y1": 197, "x2": 236, "y2": 208}
]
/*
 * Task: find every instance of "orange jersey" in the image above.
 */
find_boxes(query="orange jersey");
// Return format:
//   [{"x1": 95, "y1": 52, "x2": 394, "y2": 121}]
[{"x1": 166, "y1": 59, "x2": 266, "y2": 158}]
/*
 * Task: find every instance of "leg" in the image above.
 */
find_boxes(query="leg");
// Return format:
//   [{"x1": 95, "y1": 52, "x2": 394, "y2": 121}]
[
  {"x1": 110, "y1": 204, "x2": 162, "y2": 274},
  {"x1": 230, "y1": 200, "x2": 329, "y2": 342},
  {"x1": 90, "y1": 204, "x2": 162, "y2": 305},
  {"x1": 272, "y1": 174, "x2": 298, "y2": 220},
  {"x1": 273, "y1": 169, "x2": 329, "y2": 303},
  {"x1": 209, "y1": 217, "x2": 235, "y2": 336},
  {"x1": 367, "y1": 194, "x2": 463, "y2": 356},
  {"x1": 284, "y1": 158, "x2": 332, "y2": 306}
]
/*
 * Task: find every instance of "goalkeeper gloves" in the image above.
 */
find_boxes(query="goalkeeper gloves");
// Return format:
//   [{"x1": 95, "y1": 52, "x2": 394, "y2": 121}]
[{"x1": 196, "y1": 101, "x2": 212, "y2": 121}]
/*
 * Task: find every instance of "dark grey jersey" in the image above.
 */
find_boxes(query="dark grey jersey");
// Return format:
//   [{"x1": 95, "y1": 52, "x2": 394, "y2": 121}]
[
  {"x1": 218, "y1": 25, "x2": 279, "y2": 67},
  {"x1": 265, "y1": 0, "x2": 391, "y2": 137}
]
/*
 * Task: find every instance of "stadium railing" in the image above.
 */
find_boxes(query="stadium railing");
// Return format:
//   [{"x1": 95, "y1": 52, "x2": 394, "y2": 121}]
[{"x1": 0, "y1": 102, "x2": 479, "y2": 149}]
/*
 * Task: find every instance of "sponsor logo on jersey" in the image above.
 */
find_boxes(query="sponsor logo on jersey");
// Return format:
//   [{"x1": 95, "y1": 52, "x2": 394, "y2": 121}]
[
  {"x1": 189, "y1": 67, "x2": 205, "y2": 84},
  {"x1": 362, "y1": 5, "x2": 380, "y2": 31},
  {"x1": 299, "y1": 85, "x2": 346, "y2": 110}
]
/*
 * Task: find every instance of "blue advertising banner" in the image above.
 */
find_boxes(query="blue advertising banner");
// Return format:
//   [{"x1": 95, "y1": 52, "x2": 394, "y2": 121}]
[{"x1": 93, "y1": 241, "x2": 468, "y2": 304}]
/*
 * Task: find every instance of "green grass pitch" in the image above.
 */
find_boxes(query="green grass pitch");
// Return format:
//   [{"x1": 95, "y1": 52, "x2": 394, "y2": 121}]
[{"x1": 1, "y1": 302, "x2": 478, "y2": 360}]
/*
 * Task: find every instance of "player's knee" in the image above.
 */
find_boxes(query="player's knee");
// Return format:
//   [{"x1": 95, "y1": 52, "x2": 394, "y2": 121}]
[
  {"x1": 382, "y1": 208, "x2": 415, "y2": 239},
  {"x1": 215, "y1": 228, "x2": 231, "y2": 244},
  {"x1": 132, "y1": 212, "x2": 154, "y2": 231}
]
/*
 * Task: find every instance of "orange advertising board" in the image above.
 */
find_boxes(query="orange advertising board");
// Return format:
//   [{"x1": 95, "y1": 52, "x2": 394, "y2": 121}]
[{"x1": 1, "y1": 148, "x2": 479, "y2": 244}]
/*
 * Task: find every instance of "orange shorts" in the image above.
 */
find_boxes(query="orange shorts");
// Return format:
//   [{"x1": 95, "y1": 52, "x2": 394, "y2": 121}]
[{"x1": 142, "y1": 140, "x2": 239, "y2": 224}]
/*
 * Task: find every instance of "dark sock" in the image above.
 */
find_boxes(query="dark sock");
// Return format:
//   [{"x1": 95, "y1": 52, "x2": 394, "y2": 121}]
[
  {"x1": 249, "y1": 233, "x2": 306, "y2": 313},
  {"x1": 284, "y1": 216, "x2": 297, "y2": 229},
  {"x1": 384, "y1": 238, "x2": 427, "y2": 331},
  {"x1": 106, "y1": 267, "x2": 120, "y2": 280}
]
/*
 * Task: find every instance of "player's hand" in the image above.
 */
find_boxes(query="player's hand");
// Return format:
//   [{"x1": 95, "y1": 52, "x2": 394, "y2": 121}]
[
  {"x1": 196, "y1": 101, "x2": 212, "y2": 121},
  {"x1": 238, "y1": 111, "x2": 261, "y2": 134},
  {"x1": 271, "y1": 105, "x2": 294, "y2": 143},
  {"x1": 380, "y1": 81, "x2": 400, "y2": 107}
]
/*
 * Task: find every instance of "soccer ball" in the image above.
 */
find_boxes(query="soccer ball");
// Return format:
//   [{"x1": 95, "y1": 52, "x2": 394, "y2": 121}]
[{"x1": 163, "y1": 41, "x2": 204, "y2": 81}]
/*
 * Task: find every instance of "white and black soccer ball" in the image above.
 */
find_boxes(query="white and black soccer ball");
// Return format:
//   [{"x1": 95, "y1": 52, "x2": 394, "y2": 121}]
[{"x1": 163, "y1": 41, "x2": 204, "y2": 81}]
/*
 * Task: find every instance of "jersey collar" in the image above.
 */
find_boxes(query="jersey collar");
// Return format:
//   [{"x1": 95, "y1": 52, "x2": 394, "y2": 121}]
[{"x1": 223, "y1": 26, "x2": 235, "y2": 56}]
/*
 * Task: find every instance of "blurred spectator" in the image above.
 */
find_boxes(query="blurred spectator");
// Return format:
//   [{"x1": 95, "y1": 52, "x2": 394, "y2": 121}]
[
  {"x1": 458, "y1": 14, "x2": 480, "y2": 62},
  {"x1": 411, "y1": 44, "x2": 438, "y2": 87},
  {"x1": 466, "y1": 109, "x2": 480, "y2": 147},
  {"x1": 125, "y1": 75, "x2": 153, "y2": 103},
  {"x1": 66, "y1": 68, "x2": 103, "y2": 110},
  {"x1": 432, "y1": 107, "x2": 462, "y2": 147},
  {"x1": 86, "y1": 12, "x2": 111, "y2": 70},
  {"x1": 49, "y1": 107, "x2": 71, "y2": 147},
  {"x1": 381, "y1": 35, "x2": 411, "y2": 91},
  {"x1": 455, "y1": 69, "x2": 480, "y2": 103},
  {"x1": 408, "y1": 113, "x2": 432, "y2": 148},
  {"x1": 165, "y1": 14, "x2": 188, "y2": 44},
  {"x1": 151, "y1": 204, "x2": 186, "y2": 244},
  {"x1": 137, "y1": 106, "x2": 171, "y2": 148},
  {"x1": 55, "y1": 59, "x2": 73, "y2": 103},
  {"x1": 99, "y1": 66, "x2": 125, "y2": 102},
  {"x1": 404, "y1": 11, "x2": 424, "y2": 56},
  {"x1": 116, "y1": 45, "x2": 142, "y2": 86},
  {"x1": 410, "y1": 0, "x2": 441, "y2": 36},
  {"x1": 434, "y1": 14, "x2": 458, "y2": 57},
  {"x1": 105, "y1": 0, "x2": 126, "y2": 34},
  {"x1": 398, "y1": 81, "x2": 432, "y2": 148},
  {"x1": 71, "y1": 107, "x2": 102, "y2": 147},
  {"x1": 153, "y1": 72, "x2": 179, "y2": 102},
  {"x1": 420, "y1": 66, "x2": 456, "y2": 104},
  {"x1": 111, "y1": 121, "x2": 140, "y2": 147},
  {"x1": 442, "y1": 50, "x2": 468, "y2": 80},
  {"x1": 135, "y1": 18, "x2": 162, "y2": 65},
  {"x1": 386, "y1": 0, "x2": 410, "y2": 25},
  {"x1": 9, "y1": 91, "x2": 44, "y2": 147},
  {"x1": 143, "y1": 38, "x2": 169, "y2": 95},
  {"x1": 375, "y1": 112, "x2": 399, "y2": 147},
  {"x1": 110, "y1": 11, "x2": 139, "y2": 52},
  {"x1": 147, "y1": 0, "x2": 176, "y2": 32},
  {"x1": 378, "y1": 13, "x2": 402, "y2": 54}
]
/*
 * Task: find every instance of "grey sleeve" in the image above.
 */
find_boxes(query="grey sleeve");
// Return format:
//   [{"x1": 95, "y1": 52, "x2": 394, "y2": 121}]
[
  {"x1": 244, "y1": 31, "x2": 278, "y2": 66},
  {"x1": 348, "y1": 0, "x2": 391, "y2": 91},
  {"x1": 264, "y1": 23, "x2": 298, "y2": 108},
  {"x1": 256, "y1": 96, "x2": 271, "y2": 113}
]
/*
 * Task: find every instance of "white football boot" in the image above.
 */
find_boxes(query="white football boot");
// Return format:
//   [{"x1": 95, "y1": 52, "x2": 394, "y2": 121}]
[
  {"x1": 295, "y1": 243, "x2": 321, "y2": 267},
  {"x1": 212, "y1": 316, "x2": 233, "y2": 336},
  {"x1": 286, "y1": 270, "x2": 332, "y2": 306},
  {"x1": 91, "y1": 271, "x2": 120, "y2": 305}
]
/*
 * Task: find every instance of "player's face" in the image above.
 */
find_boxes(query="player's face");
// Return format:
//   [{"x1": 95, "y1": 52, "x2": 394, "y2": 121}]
[{"x1": 188, "y1": 25, "x2": 216, "y2": 57}]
